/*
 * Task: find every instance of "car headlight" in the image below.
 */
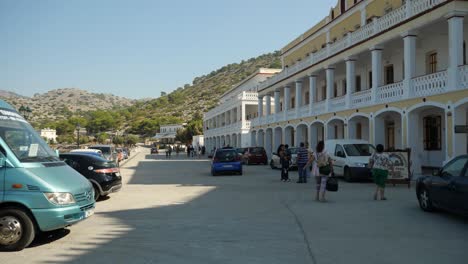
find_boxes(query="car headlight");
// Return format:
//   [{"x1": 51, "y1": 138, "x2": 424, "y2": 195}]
[
  {"x1": 353, "y1": 162, "x2": 366, "y2": 168},
  {"x1": 44, "y1": 192, "x2": 76, "y2": 205}
]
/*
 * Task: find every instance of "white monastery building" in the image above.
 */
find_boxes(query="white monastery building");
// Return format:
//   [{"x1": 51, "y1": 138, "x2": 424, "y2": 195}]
[
  {"x1": 207, "y1": 0, "x2": 468, "y2": 174},
  {"x1": 153, "y1": 124, "x2": 185, "y2": 144},
  {"x1": 39, "y1": 128, "x2": 57, "y2": 143},
  {"x1": 203, "y1": 68, "x2": 281, "y2": 150}
]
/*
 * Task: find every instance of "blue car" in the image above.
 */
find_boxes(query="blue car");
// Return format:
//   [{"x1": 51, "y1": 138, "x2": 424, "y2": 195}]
[
  {"x1": 211, "y1": 148, "x2": 243, "y2": 176},
  {"x1": 416, "y1": 155, "x2": 468, "y2": 217}
]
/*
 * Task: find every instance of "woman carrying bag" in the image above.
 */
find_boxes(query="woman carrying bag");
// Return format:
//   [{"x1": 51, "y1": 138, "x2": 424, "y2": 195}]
[{"x1": 305, "y1": 141, "x2": 333, "y2": 202}]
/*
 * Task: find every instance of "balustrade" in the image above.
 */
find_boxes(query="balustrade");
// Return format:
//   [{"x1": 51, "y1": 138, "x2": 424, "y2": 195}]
[
  {"x1": 412, "y1": 71, "x2": 448, "y2": 97},
  {"x1": 376, "y1": 82, "x2": 404, "y2": 103}
]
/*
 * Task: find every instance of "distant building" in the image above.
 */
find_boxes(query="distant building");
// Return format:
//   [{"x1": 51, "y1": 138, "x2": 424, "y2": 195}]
[
  {"x1": 192, "y1": 135, "x2": 204, "y2": 147},
  {"x1": 40, "y1": 128, "x2": 57, "y2": 143},
  {"x1": 203, "y1": 68, "x2": 281, "y2": 151},
  {"x1": 153, "y1": 124, "x2": 186, "y2": 144}
]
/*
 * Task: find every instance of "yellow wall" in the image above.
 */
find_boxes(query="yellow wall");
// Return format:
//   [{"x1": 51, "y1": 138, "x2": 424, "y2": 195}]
[
  {"x1": 329, "y1": 11, "x2": 361, "y2": 42},
  {"x1": 366, "y1": 0, "x2": 404, "y2": 20},
  {"x1": 283, "y1": 34, "x2": 326, "y2": 67}
]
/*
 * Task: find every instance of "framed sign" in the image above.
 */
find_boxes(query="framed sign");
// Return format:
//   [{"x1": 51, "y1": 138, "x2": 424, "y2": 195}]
[{"x1": 384, "y1": 149, "x2": 412, "y2": 188}]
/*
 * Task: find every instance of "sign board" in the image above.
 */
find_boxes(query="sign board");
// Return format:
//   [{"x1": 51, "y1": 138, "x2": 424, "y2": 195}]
[
  {"x1": 387, "y1": 151, "x2": 410, "y2": 180},
  {"x1": 454, "y1": 125, "x2": 468, "y2": 134}
]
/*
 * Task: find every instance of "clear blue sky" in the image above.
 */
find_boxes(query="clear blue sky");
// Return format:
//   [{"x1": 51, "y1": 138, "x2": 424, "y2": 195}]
[{"x1": 1, "y1": 0, "x2": 336, "y2": 99}]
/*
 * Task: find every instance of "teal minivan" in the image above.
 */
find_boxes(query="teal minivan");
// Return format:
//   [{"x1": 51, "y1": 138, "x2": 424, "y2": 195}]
[{"x1": 0, "y1": 100, "x2": 95, "y2": 251}]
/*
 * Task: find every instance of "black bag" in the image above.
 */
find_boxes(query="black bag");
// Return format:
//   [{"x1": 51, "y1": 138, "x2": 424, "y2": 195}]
[
  {"x1": 319, "y1": 164, "x2": 331, "y2": 175},
  {"x1": 326, "y1": 177, "x2": 339, "y2": 192}
]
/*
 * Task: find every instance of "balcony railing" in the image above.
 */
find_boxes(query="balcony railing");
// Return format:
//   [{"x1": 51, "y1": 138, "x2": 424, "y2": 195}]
[
  {"x1": 412, "y1": 71, "x2": 448, "y2": 97},
  {"x1": 376, "y1": 82, "x2": 404, "y2": 104},
  {"x1": 249, "y1": 68, "x2": 466, "y2": 128},
  {"x1": 351, "y1": 90, "x2": 372, "y2": 108},
  {"x1": 257, "y1": 0, "x2": 447, "y2": 92}
]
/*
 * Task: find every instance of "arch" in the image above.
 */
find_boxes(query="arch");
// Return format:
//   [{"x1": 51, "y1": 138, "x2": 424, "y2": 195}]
[
  {"x1": 348, "y1": 112, "x2": 371, "y2": 120},
  {"x1": 258, "y1": 130, "x2": 265, "y2": 147},
  {"x1": 310, "y1": 119, "x2": 325, "y2": 126},
  {"x1": 374, "y1": 110, "x2": 403, "y2": 150},
  {"x1": 348, "y1": 114, "x2": 370, "y2": 141},
  {"x1": 273, "y1": 126, "x2": 283, "y2": 151},
  {"x1": 325, "y1": 116, "x2": 346, "y2": 126},
  {"x1": 407, "y1": 103, "x2": 446, "y2": 174},
  {"x1": 265, "y1": 128, "x2": 274, "y2": 159},
  {"x1": 373, "y1": 107, "x2": 403, "y2": 118},
  {"x1": 309, "y1": 122, "x2": 325, "y2": 149},
  {"x1": 296, "y1": 123, "x2": 309, "y2": 147},
  {"x1": 284, "y1": 126, "x2": 295, "y2": 147},
  {"x1": 251, "y1": 131, "x2": 257, "y2": 147},
  {"x1": 326, "y1": 118, "x2": 345, "y2": 140},
  {"x1": 454, "y1": 96, "x2": 468, "y2": 108}
]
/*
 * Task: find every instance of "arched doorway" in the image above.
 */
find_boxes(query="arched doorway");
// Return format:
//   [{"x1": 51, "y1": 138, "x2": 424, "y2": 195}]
[
  {"x1": 408, "y1": 104, "x2": 446, "y2": 174},
  {"x1": 251, "y1": 131, "x2": 257, "y2": 147},
  {"x1": 274, "y1": 127, "x2": 283, "y2": 152},
  {"x1": 265, "y1": 128, "x2": 273, "y2": 159},
  {"x1": 326, "y1": 118, "x2": 345, "y2": 140},
  {"x1": 296, "y1": 124, "x2": 309, "y2": 147},
  {"x1": 284, "y1": 126, "x2": 295, "y2": 147},
  {"x1": 348, "y1": 115, "x2": 370, "y2": 141},
  {"x1": 310, "y1": 121, "x2": 325, "y2": 149},
  {"x1": 374, "y1": 110, "x2": 402, "y2": 150},
  {"x1": 258, "y1": 130, "x2": 265, "y2": 147}
]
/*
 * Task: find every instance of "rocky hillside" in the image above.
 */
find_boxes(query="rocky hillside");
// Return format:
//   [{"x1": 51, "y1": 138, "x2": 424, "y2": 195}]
[
  {"x1": 0, "y1": 88, "x2": 136, "y2": 122},
  {"x1": 130, "y1": 51, "x2": 282, "y2": 122}
]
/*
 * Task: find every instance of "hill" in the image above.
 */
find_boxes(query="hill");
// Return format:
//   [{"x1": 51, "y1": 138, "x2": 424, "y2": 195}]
[
  {"x1": 127, "y1": 51, "x2": 281, "y2": 128},
  {"x1": 0, "y1": 88, "x2": 136, "y2": 122}
]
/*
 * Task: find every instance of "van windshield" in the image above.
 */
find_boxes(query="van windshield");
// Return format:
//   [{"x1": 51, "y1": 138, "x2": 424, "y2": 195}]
[
  {"x1": 0, "y1": 109, "x2": 58, "y2": 163},
  {"x1": 343, "y1": 144, "x2": 375, "y2": 157}
]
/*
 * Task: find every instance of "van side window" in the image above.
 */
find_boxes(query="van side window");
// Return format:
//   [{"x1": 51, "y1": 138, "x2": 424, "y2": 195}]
[
  {"x1": 63, "y1": 158, "x2": 81, "y2": 170},
  {"x1": 335, "y1": 145, "x2": 346, "y2": 158}
]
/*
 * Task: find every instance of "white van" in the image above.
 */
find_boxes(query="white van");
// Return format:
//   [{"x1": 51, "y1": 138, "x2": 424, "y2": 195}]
[{"x1": 325, "y1": 139, "x2": 375, "y2": 182}]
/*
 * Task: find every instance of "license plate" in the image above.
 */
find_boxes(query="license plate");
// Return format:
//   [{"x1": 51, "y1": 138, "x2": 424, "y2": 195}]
[
  {"x1": 84, "y1": 209, "x2": 94, "y2": 218},
  {"x1": 223, "y1": 165, "x2": 233, "y2": 168}
]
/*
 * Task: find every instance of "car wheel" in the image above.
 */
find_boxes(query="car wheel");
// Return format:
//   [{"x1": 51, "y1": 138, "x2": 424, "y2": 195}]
[
  {"x1": 344, "y1": 167, "x2": 353, "y2": 182},
  {"x1": 239, "y1": 170, "x2": 243, "y2": 175},
  {"x1": 0, "y1": 208, "x2": 36, "y2": 251},
  {"x1": 418, "y1": 187, "x2": 434, "y2": 212},
  {"x1": 270, "y1": 159, "x2": 275, "y2": 169},
  {"x1": 93, "y1": 185, "x2": 101, "y2": 201}
]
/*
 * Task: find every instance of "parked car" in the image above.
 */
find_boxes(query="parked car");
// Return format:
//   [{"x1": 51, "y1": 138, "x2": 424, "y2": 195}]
[
  {"x1": 151, "y1": 147, "x2": 159, "y2": 154},
  {"x1": 243, "y1": 147, "x2": 268, "y2": 165},
  {"x1": 211, "y1": 148, "x2": 243, "y2": 176},
  {"x1": 70, "y1": 149, "x2": 104, "y2": 158},
  {"x1": 270, "y1": 147, "x2": 299, "y2": 170},
  {"x1": 89, "y1": 145, "x2": 118, "y2": 164},
  {"x1": 325, "y1": 140, "x2": 375, "y2": 182},
  {"x1": 0, "y1": 99, "x2": 95, "y2": 251},
  {"x1": 123, "y1": 147, "x2": 130, "y2": 157},
  {"x1": 416, "y1": 155, "x2": 468, "y2": 216},
  {"x1": 60, "y1": 153, "x2": 122, "y2": 201},
  {"x1": 236, "y1": 148, "x2": 247, "y2": 163}
]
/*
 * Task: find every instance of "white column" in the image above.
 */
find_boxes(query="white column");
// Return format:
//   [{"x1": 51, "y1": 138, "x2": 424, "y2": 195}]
[
  {"x1": 447, "y1": 13, "x2": 465, "y2": 91},
  {"x1": 295, "y1": 80, "x2": 303, "y2": 115},
  {"x1": 258, "y1": 96, "x2": 264, "y2": 117},
  {"x1": 237, "y1": 105, "x2": 241, "y2": 122},
  {"x1": 265, "y1": 94, "x2": 271, "y2": 116},
  {"x1": 274, "y1": 90, "x2": 281, "y2": 114},
  {"x1": 241, "y1": 103, "x2": 246, "y2": 125},
  {"x1": 361, "y1": 7, "x2": 367, "y2": 26},
  {"x1": 284, "y1": 86, "x2": 291, "y2": 111},
  {"x1": 345, "y1": 58, "x2": 356, "y2": 108},
  {"x1": 309, "y1": 75, "x2": 317, "y2": 115},
  {"x1": 371, "y1": 46, "x2": 383, "y2": 102},
  {"x1": 403, "y1": 32, "x2": 417, "y2": 98},
  {"x1": 326, "y1": 67, "x2": 335, "y2": 112}
]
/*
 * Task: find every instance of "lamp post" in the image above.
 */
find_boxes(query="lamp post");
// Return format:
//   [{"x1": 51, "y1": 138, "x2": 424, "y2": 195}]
[{"x1": 76, "y1": 123, "x2": 81, "y2": 148}]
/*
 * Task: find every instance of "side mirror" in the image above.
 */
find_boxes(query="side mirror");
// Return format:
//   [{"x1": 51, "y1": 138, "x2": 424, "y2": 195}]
[{"x1": 432, "y1": 169, "x2": 440, "y2": 176}]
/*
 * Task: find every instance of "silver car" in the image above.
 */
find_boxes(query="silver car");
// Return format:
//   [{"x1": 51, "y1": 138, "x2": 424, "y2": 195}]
[{"x1": 270, "y1": 147, "x2": 298, "y2": 170}]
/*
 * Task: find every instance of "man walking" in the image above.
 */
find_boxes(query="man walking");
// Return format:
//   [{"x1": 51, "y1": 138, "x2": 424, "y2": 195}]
[{"x1": 296, "y1": 142, "x2": 309, "y2": 183}]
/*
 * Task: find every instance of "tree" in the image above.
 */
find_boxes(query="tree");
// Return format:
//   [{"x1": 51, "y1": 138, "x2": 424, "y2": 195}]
[
  {"x1": 160, "y1": 91, "x2": 167, "y2": 97},
  {"x1": 126, "y1": 135, "x2": 139, "y2": 146},
  {"x1": 97, "y1": 133, "x2": 109, "y2": 144},
  {"x1": 112, "y1": 136, "x2": 124, "y2": 145}
]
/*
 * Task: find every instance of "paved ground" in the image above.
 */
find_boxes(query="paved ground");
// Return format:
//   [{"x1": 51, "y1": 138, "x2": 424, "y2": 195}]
[{"x1": 1, "y1": 147, "x2": 468, "y2": 264}]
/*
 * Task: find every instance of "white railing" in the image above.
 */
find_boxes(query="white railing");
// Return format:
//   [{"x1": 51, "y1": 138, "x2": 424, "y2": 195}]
[
  {"x1": 257, "y1": 0, "x2": 448, "y2": 92},
  {"x1": 329, "y1": 96, "x2": 346, "y2": 111},
  {"x1": 312, "y1": 101, "x2": 326, "y2": 115},
  {"x1": 412, "y1": 71, "x2": 448, "y2": 97},
  {"x1": 299, "y1": 105, "x2": 309, "y2": 117},
  {"x1": 377, "y1": 5, "x2": 406, "y2": 32},
  {"x1": 376, "y1": 82, "x2": 404, "y2": 103},
  {"x1": 351, "y1": 90, "x2": 372, "y2": 107},
  {"x1": 287, "y1": 109, "x2": 296, "y2": 119},
  {"x1": 243, "y1": 120, "x2": 251, "y2": 130},
  {"x1": 239, "y1": 91, "x2": 258, "y2": 101},
  {"x1": 458, "y1": 65, "x2": 468, "y2": 89}
]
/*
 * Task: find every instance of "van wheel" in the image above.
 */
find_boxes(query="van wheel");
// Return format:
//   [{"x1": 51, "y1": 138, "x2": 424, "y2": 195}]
[
  {"x1": 0, "y1": 208, "x2": 36, "y2": 251},
  {"x1": 344, "y1": 167, "x2": 353, "y2": 182},
  {"x1": 93, "y1": 185, "x2": 101, "y2": 201}
]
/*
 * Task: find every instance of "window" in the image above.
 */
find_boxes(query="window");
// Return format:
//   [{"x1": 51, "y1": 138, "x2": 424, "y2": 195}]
[
  {"x1": 305, "y1": 91, "x2": 310, "y2": 105},
  {"x1": 341, "y1": 0, "x2": 346, "y2": 13},
  {"x1": 356, "y1": 75, "x2": 362, "y2": 92},
  {"x1": 291, "y1": 97, "x2": 295, "y2": 108},
  {"x1": 321, "y1": 86, "x2": 326, "y2": 101},
  {"x1": 427, "y1": 52, "x2": 437, "y2": 74},
  {"x1": 385, "y1": 65, "x2": 394, "y2": 84},
  {"x1": 369, "y1": 71, "x2": 373, "y2": 88},
  {"x1": 335, "y1": 144, "x2": 345, "y2": 158},
  {"x1": 342, "y1": 79, "x2": 347, "y2": 95},
  {"x1": 441, "y1": 157, "x2": 468, "y2": 177},
  {"x1": 334, "y1": 83, "x2": 338, "y2": 97},
  {"x1": 356, "y1": 123, "x2": 362, "y2": 139},
  {"x1": 423, "y1": 116, "x2": 442, "y2": 150}
]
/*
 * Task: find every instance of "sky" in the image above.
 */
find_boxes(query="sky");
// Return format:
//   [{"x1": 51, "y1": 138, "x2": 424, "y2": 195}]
[{"x1": 1, "y1": 0, "x2": 337, "y2": 99}]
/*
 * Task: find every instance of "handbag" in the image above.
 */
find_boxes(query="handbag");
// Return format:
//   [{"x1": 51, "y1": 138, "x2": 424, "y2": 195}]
[
  {"x1": 326, "y1": 176, "x2": 339, "y2": 192},
  {"x1": 319, "y1": 164, "x2": 331, "y2": 175}
]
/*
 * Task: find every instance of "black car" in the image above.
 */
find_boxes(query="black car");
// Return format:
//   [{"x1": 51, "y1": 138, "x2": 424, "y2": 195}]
[
  {"x1": 60, "y1": 153, "x2": 122, "y2": 201},
  {"x1": 416, "y1": 155, "x2": 468, "y2": 216}
]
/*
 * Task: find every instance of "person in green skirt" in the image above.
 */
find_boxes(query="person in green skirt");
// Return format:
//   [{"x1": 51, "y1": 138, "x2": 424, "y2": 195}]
[{"x1": 368, "y1": 144, "x2": 394, "y2": 200}]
